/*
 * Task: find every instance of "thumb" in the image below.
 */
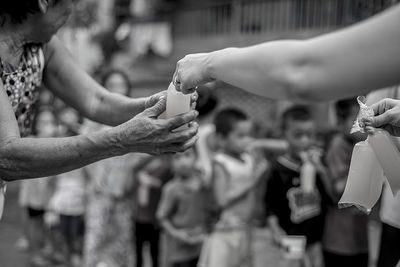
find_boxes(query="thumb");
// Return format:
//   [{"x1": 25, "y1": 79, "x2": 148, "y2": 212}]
[
  {"x1": 146, "y1": 91, "x2": 167, "y2": 109},
  {"x1": 142, "y1": 97, "x2": 166, "y2": 118},
  {"x1": 370, "y1": 112, "x2": 392, "y2": 128}
]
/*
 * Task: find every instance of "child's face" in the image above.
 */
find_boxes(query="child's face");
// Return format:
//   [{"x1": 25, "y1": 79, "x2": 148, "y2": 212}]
[
  {"x1": 105, "y1": 73, "x2": 129, "y2": 96},
  {"x1": 36, "y1": 111, "x2": 57, "y2": 138},
  {"x1": 224, "y1": 120, "x2": 253, "y2": 156},
  {"x1": 172, "y1": 149, "x2": 197, "y2": 177},
  {"x1": 284, "y1": 119, "x2": 316, "y2": 157}
]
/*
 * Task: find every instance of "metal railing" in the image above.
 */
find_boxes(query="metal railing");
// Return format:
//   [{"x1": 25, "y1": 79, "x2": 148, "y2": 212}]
[{"x1": 173, "y1": 0, "x2": 399, "y2": 37}]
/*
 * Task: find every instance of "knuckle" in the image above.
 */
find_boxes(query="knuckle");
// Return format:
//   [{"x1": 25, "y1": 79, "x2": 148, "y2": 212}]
[
  {"x1": 191, "y1": 122, "x2": 199, "y2": 130},
  {"x1": 175, "y1": 117, "x2": 186, "y2": 127}
]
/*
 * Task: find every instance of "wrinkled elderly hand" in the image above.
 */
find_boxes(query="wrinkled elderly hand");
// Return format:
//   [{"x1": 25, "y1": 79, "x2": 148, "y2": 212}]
[
  {"x1": 363, "y1": 98, "x2": 400, "y2": 137},
  {"x1": 115, "y1": 97, "x2": 199, "y2": 155},
  {"x1": 173, "y1": 53, "x2": 215, "y2": 94}
]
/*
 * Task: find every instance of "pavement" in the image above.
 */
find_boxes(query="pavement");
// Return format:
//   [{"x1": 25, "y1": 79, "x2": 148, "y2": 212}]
[{"x1": 0, "y1": 181, "x2": 381, "y2": 267}]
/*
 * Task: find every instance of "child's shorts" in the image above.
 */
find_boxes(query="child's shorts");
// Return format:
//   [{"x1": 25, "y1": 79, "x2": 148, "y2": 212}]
[
  {"x1": 27, "y1": 207, "x2": 45, "y2": 218},
  {"x1": 172, "y1": 257, "x2": 199, "y2": 267}
]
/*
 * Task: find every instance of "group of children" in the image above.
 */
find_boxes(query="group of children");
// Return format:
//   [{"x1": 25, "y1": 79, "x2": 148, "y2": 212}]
[
  {"x1": 156, "y1": 97, "x2": 371, "y2": 267},
  {"x1": 17, "y1": 91, "x2": 376, "y2": 267}
]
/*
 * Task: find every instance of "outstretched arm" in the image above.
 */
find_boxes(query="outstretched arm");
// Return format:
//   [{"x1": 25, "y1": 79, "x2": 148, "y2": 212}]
[
  {"x1": 0, "y1": 85, "x2": 198, "y2": 181},
  {"x1": 44, "y1": 36, "x2": 149, "y2": 126},
  {"x1": 175, "y1": 4, "x2": 400, "y2": 102}
]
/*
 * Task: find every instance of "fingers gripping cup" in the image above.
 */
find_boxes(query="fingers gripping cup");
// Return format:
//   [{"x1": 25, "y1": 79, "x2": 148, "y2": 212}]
[{"x1": 166, "y1": 83, "x2": 192, "y2": 131}]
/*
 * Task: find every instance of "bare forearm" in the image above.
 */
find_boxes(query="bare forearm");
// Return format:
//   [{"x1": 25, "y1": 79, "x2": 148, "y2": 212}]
[
  {"x1": 209, "y1": 40, "x2": 373, "y2": 102},
  {"x1": 0, "y1": 130, "x2": 121, "y2": 181},
  {"x1": 44, "y1": 37, "x2": 147, "y2": 126},
  {"x1": 208, "y1": 5, "x2": 400, "y2": 102},
  {"x1": 45, "y1": 67, "x2": 146, "y2": 126},
  {"x1": 208, "y1": 42, "x2": 305, "y2": 101},
  {"x1": 252, "y1": 139, "x2": 288, "y2": 153},
  {"x1": 90, "y1": 92, "x2": 146, "y2": 126}
]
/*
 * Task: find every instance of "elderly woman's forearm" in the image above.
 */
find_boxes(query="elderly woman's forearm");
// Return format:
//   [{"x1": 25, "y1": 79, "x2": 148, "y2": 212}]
[
  {"x1": 0, "y1": 132, "x2": 121, "y2": 181},
  {"x1": 89, "y1": 92, "x2": 146, "y2": 126},
  {"x1": 44, "y1": 37, "x2": 147, "y2": 126}
]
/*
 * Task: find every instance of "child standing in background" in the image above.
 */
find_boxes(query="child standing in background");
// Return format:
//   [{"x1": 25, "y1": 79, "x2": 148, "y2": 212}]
[
  {"x1": 198, "y1": 108, "x2": 267, "y2": 267},
  {"x1": 264, "y1": 105, "x2": 332, "y2": 267},
  {"x1": 83, "y1": 69, "x2": 137, "y2": 267},
  {"x1": 19, "y1": 109, "x2": 57, "y2": 266},
  {"x1": 49, "y1": 168, "x2": 87, "y2": 267},
  {"x1": 157, "y1": 148, "x2": 207, "y2": 267},
  {"x1": 133, "y1": 154, "x2": 173, "y2": 267},
  {"x1": 48, "y1": 107, "x2": 86, "y2": 267},
  {"x1": 322, "y1": 99, "x2": 369, "y2": 267}
]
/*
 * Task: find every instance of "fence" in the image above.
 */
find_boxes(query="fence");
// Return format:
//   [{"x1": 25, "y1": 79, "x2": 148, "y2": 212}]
[{"x1": 173, "y1": 0, "x2": 399, "y2": 37}]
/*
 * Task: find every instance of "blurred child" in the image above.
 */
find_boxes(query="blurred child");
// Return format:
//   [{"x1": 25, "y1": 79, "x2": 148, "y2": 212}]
[
  {"x1": 133, "y1": 154, "x2": 173, "y2": 267},
  {"x1": 157, "y1": 148, "x2": 207, "y2": 267},
  {"x1": 264, "y1": 105, "x2": 332, "y2": 267},
  {"x1": 48, "y1": 108, "x2": 86, "y2": 267},
  {"x1": 18, "y1": 109, "x2": 57, "y2": 265},
  {"x1": 195, "y1": 87, "x2": 219, "y2": 184},
  {"x1": 83, "y1": 69, "x2": 136, "y2": 267},
  {"x1": 322, "y1": 99, "x2": 369, "y2": 267},
  {"x1": 83, "y1": 153, "x2": 137, "y2": 267},
  {"x1": 198, "y1": 108, "x2": 267, "y2": 267}
]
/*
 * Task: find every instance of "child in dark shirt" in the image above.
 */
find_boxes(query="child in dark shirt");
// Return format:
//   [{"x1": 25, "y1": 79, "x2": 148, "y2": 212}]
[{"x1": 264, "y1": 105, "x2": 332, "y2": 267}]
